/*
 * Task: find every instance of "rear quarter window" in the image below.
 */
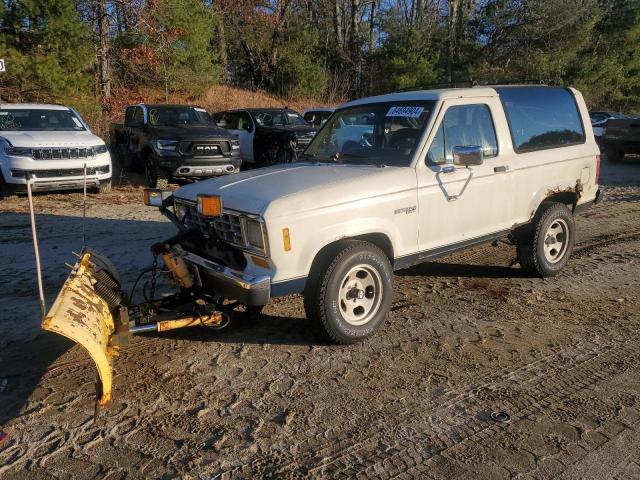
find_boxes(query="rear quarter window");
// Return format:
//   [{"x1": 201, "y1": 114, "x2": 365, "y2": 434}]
[{"x1": 496, "y1": 87, "x2": 585, "y2": 153}]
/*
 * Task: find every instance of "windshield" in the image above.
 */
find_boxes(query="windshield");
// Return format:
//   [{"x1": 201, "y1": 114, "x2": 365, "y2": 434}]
[
  {"x1": 253, "y1": 110, "x2": 308, "y2": 127},
  {"x1": 148, "y1": 106, "x2": 212, "y2": 126},
  {"x1": 0, "y1": 109, "x2": 86, "y2": 131},
  {"x1": 303, "y1": 101, "x2": 436, "y2": 166}
]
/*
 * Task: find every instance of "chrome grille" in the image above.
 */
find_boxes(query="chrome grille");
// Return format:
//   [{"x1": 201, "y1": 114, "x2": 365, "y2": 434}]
[
  {"x1": 296, "y1": 132, "x2": 315, "y2": 149},
  {"x1": 177, "y1": 200, "x2": 245, "y2": 246},
  {"x1": 213, "y1": 214, "x2": 243, "y2": 244},
  {"x1": 33, "y1": 147, "x2": 96, "y2": 160}
]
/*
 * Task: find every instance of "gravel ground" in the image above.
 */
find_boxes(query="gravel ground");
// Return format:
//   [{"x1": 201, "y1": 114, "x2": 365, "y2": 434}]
[{"x1": 0, "y1": 159, "x2": 639, "y2": 479}]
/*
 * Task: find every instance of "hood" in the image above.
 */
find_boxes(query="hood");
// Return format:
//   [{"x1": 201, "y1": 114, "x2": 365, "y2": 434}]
[
  {"x1": 0, "y1": 130, "x2": 105, "y2": 148},
  {"x1": 173, "y1": 162, "x2": 416, "y2": 218},
  {"x1": 150, "y1": 124, "x2": 232, "y2": 140}
]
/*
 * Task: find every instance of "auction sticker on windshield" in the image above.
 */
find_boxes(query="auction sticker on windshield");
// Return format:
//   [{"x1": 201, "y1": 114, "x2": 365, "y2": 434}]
[{"x1": 386, "y1": 106, "x2": 424, "y2": 118}]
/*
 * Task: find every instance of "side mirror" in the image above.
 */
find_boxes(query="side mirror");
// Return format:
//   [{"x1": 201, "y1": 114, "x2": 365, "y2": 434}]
[
  {"x1": 453, "y1": 145, "x2": 484, "y2": 166},
  {"x1": 244, "y1": 123, "x2": 254, "y2": 132}
]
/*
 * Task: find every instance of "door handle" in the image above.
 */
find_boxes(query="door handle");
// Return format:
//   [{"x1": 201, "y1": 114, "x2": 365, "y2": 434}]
[{"x1": 494, "y1": 165, "x2": 509, "y2": 173}]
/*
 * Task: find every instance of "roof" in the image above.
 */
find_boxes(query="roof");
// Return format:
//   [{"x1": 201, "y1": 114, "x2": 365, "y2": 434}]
[
  {"x1": 0, "y1": 103, "x2": 70, "y2": 110},
  {"x1": 141, "y1": 103, "x2": 201, "y2": 109},
  {"x1": 303, "y1": 107, "x2": 335, "y2": 113},
  {"x1": 340, "y1": 85, "x2": 565, "y2": 109},
  {"x1": 215, "y1": 107, "x2": 300, "y2": 114}
]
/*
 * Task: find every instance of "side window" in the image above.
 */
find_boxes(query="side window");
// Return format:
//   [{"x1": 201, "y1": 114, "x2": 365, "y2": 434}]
[
  {"x1": 496, "y1": 87, "x2": 585, "y2": 153},
  {"x1": 238, "y1": 112, "x2": 253, "y2": 131},
  {"x1": 427, "y1": 104, "x2": 498, "y2": 164},
  {"x1": 224, "y1": 112, "x2": 240, "y2": 130},
  {"x1": 133, "y1": 107, "x2": 144, "y2": 125},
  {"x1": 124, "y1": 107, "x2": 135, "y2": 125}
]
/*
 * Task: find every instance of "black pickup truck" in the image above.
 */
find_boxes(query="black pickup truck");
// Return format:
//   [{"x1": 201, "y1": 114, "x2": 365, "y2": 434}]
[
  {"x1": 111, "y1": 104, "x2": 242, "y2": 187},
  {"x1": 600, "y1": 116, "x2": 640, "y2": 163}
]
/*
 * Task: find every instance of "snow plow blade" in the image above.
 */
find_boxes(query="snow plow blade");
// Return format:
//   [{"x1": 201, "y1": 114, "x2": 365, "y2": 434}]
[{"x1": 41, "y1": 251, "x2": 121, "y2": 408}]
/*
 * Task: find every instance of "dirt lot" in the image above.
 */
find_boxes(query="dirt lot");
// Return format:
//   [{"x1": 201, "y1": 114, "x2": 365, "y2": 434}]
[{"x1": 0, "y1": 160, "x2": 639, "y2": 479}]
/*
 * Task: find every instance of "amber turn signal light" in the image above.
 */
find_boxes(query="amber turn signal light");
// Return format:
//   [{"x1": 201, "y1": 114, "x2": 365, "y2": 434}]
[
  {"x1": 282, "y1": 228, "x2": 291, "y2": 252},
  {"x1": 197, "y1": 194, "x2": 223, "y2": 217}
]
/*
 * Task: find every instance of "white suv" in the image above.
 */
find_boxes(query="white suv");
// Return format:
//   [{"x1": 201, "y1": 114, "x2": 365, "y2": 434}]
[
  {"x1": 0, "y1": 103, "x2": 112, "y2": 197},
  {"x1": 153, "y1": 86, "x2": 601, "y2": 344}
]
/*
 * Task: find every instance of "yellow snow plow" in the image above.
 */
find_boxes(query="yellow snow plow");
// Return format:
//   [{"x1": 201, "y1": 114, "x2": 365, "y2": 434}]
[
  {"x1": 42, "y1": 252, "x2": 119, "y2": 408},
  {"x1": 42, "y1": 246, "x2": 230, "y2": 412}
]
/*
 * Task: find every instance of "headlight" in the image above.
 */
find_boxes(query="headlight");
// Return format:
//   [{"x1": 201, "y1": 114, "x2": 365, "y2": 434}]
[
  {"x1": 245, "y1": 219, "x2": 265, "y2": 251},
  {"x1": 175, "y1": 203, "x2": 188, "y2": 222},
  {"x1": 230, "y1": 139, "x2": 240, "y2": 150},
  {"x1": 155, "y1": 139, "x2": 178, "y2": 151},
  {"x1": 6, "y1": 146, "x2": 33, "y2": 157},
  {"x1": 93, "y1": 144, "x2": 108, "y2": 154}
]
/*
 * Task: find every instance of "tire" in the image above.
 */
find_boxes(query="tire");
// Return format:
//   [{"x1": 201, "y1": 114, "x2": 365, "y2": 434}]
[
  {"x1": 303, "y1": 240, "x2": 393, "y2": 344},
  {"x1": 605, "y1": 147, "x2": 624, "y2": 163},
  {"x1": 97, "y1": 180, "x2": 112, "y2": 194},
  {"x1": 0, "y1": 173, "x2": 17, "y2": 199},
  {"x1": 516, "y1": 202, "x2": 575, "y2": 278},
  {"x1": 144, "y1": 156, "x2": 169, "y2": 188},
  {"x1": 245, "y1": 305, "x2": 264, "y2": 317},
  {"x1": 276, "y1": 147, "x2": 294, "y2": 164}
]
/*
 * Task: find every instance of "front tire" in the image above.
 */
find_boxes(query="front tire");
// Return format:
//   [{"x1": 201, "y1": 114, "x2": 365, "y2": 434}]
[
  {"x1": 144, "y1": 157, "x2": 169, "y2": 188},
  {"x1": 97, "y1": 180, "x2": 112, "y2": 194},
  {"x1": 304, "y1": 241, "x2": 393, "y2": 344},
  {"x1": 517, "y1": 202, "x2": 575, "y2": 277}
]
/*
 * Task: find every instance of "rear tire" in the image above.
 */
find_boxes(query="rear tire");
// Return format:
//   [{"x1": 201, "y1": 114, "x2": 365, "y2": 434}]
[
  {"x1": 303, "y1": 240, "x2": 393, "y2": 344},
  {"x1": 0, "y1": 173, "x2": 17, "y2": 199},
  {"x1": 144, "y1": 157, "x2": 169, "y2": 188},
  {"x1": 516, "y1": 202, "x2": 575, "y2": 277}
]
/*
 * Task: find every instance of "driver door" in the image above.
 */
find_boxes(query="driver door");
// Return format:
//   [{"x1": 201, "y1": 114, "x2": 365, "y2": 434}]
[
  {"x1": 416, "y1": 98, "x2": 514, "y2": 253},
  {"x1": 219, "y1": 111, "x2": 255, "y2": 163}
]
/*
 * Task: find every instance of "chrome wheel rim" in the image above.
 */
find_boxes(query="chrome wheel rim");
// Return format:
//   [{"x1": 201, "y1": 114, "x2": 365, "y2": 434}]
[
  {"x1": 543, "y1": 218, "x2": 569, "y2": 263},
  {"x1": 338, "y1": 264, "x2": 383, "y2": 326}
]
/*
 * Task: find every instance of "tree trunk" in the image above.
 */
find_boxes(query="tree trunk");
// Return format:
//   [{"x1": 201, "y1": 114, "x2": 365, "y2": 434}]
[
  {"x1": 217, "y1": 14, "x2": 228, "y2": 81},
  {"x1": 334, "y1": 0, "x2": 343, "y2": 51},
  {"x1": 96, "y1": 0, "x2": 110, "y2": 98}
]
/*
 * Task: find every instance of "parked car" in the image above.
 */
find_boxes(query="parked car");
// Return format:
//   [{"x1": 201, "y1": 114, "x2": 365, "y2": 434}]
[
  {"x1": 111, "y1": 104, "x2": 242, "y2": 188},
  {"x1": 600, "y1": 115, "x2": 640, "y2": 163},
  {"x1": 589, "y1": 110, "x2": 628, "y2": 143},
  {"x1": 303, "y1": 108, "x2": 334, "y2": 127},
  {"x1": 141, "y1": 85, "x2": 600, "y2": 344},
  {"x1": 211, "y1": 108, "x2": 318, "y2": 168},
  {"x1": 0, "y1": 103, "x2": 112, "y2": 198}
]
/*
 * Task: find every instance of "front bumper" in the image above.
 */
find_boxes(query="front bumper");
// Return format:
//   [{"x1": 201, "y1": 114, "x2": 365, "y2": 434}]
[
  {"x1": 172, "y1": 163, "x2": 239, "y2": 177},
  {"x1": 180, "y1": 249, "x2": 271, "y2": 306},
  {"x1": 1, "y1": 152, "x2": 112, "y2": 191}
]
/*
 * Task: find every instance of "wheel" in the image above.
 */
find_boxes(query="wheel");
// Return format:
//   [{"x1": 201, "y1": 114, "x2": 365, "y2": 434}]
[
  {"x1": 516, "y1": 202, "x2": 575, "y2": 277},
  {"x1": 97, "y1": 180, "x2": 112, "y2": 194},
  {"x1": 276, "y1": 146, "x2": 294, "y2": 164},
  {"x1": 144, "y1": 156, "x2": 169, "y2": 188},
  {"x1": 605, "y1": 147, "x2": 624, "y2": 163},
  {"x1": 0, "y1": 173, "x2": 17, "y2": 199},
  {"x1": 245, "y1": 305, "x2": 264, "y2": 317},
  {"x1": 303, "y1": 240, "x2": 393, "y2": 344}
]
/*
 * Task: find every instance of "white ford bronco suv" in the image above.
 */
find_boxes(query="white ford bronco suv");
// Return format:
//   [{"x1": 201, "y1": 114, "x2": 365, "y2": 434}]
[
  {"x1": 0, "y1": 103, "x2": 112, "y2": 197},
  {"x1": 146, "y1": 86, "x2": 601, "y2": 344}
]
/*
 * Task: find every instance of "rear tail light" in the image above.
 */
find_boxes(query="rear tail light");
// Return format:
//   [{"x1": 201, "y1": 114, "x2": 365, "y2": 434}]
[{"x1": 595, "y1": 154, "x2": 601, "y2": 185}]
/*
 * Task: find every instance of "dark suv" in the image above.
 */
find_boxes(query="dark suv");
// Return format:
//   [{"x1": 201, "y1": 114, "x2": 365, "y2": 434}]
[{"x1": 211, "y1": 108, "x2": 318, "y2": 168}]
